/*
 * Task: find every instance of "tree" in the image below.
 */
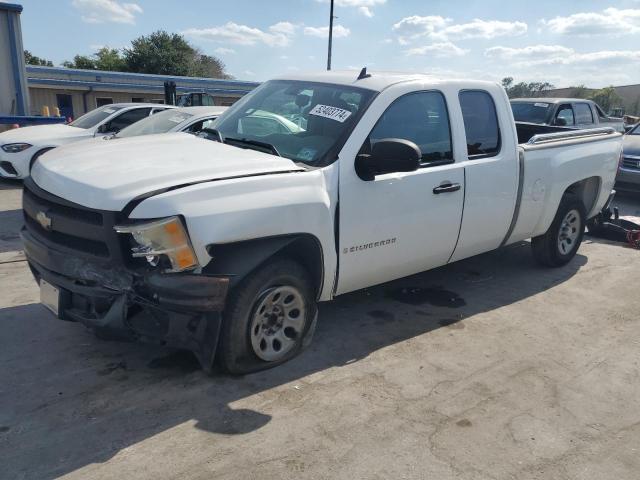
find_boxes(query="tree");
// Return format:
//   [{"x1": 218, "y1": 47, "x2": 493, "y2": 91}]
[
  {"x1": 62, "y1": 54, "x2": 97, "y2": 70},
  {"x1": 567, "y1": 85, "x2": 589, "y2": 98},
  {"x1": 501, "y1": 77, "x2": 555, "y2": 99},
  {"x1": 589, "y1": 86, "x2": 622, "y2": 114},
  {"x1": 124, "y1": 31, "x2": 195, "y2": 76},
  {"x1": 191, "y1": 49, "x2": 231, "y2": 79},
  {"x1": 93, "y1": 47, "x2": 126, "y2": 71},
  {"x1": 24, "y1": 50, "x2": 53, "y2": 66},
  {"x1": 123, "y1": 31, "x2": 231, "y2": 78},
  {"x1": 62, "y1": 47, "x2": 126, "y2": 71},
  {"x1": 60, "y1": 31, "x2": 231, "y2": 78}
]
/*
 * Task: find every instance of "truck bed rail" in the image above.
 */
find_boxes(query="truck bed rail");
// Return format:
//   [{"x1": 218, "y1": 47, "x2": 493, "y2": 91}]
[{"x1": 526, "y1": 127, "x2": 617, "y2": 146}]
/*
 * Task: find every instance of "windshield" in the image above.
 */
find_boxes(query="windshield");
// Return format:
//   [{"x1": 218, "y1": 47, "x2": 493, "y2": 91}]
[
  {"x1": 214, "y1": 80, "x2": 376, "y2": 166},
  {"x1": 511, "y1": 102, "x2": 551, "y2": 124},
  {"x1": 70, "y1": 105, "x2": 124, "y2": 129},
  {"x1": 117, "y1": 109, "x2": 193, "y2": 138}
]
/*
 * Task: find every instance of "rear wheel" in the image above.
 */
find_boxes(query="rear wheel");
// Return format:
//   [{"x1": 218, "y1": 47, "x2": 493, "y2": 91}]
[
  {"x1": 532, "y1": 195, "x2": 586, "y2": 267},
  {"x1": 219, "y1": 258, "x2": 317, "y2": 375}
]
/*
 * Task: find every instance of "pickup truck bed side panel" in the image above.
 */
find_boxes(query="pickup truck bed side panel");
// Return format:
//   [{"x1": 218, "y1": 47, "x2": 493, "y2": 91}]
[
  {"x1": 129, "y1": 168, "x2": 338, "y2": 301},
  {"x1": 506, "y1": 136, "x2": 620, "y2": 244}
]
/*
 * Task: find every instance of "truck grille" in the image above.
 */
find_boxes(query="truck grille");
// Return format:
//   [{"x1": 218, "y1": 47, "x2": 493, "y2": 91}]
[
  {"x1": 622, "y1": 156, "x2": 640, "y2": 170},
  {"x1": 22, "y1": 179, "x2": 124, "y2": 261}
]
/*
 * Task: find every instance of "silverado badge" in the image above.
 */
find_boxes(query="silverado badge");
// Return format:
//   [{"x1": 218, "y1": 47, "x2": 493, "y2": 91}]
[{"x1": 36, "y1": 211, "x2": 52, "y2": 230}]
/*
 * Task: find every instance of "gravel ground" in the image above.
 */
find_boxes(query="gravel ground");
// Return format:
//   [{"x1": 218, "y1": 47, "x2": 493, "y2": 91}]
[{"x1": 1, "y1": 178, "x2": 639, "y2": 480}]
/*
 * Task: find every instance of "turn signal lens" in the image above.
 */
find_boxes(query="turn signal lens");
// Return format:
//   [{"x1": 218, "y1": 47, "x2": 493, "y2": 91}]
[{"x1": 115, "y1": 216, "x2": 198, "y2": 272}]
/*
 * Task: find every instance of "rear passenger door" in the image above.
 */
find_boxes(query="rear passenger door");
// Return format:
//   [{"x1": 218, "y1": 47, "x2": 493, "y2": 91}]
[
  {"x1": 337, "y1": 89, "x2": 465, "y2": 294},
  {"x1": 449, "y1": 89, "x2": 519, "y2": 262},
  {"x1": 573, "y1": 102, "x2": 595, "y2": 129}
]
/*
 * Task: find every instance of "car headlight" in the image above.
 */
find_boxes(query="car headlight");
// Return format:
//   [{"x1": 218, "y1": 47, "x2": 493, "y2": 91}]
[
  {"x1": 115, "y1": 216, "x2": 198, "y2": 272},
  {"x1": 2, "y1": 143, "x2": 32, "y2": 153}
]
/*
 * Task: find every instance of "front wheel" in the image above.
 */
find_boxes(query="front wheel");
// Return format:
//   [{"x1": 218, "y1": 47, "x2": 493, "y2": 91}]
[
  {"x1": 219, "y1": 258, "x2": 317, "y2": 375},
  {"x1": 532, "y1": 195, "x2": 586, "y2": 267}
]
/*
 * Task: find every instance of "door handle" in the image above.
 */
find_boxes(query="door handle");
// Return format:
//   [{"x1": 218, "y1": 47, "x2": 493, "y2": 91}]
[{"x1": 433, "y1": 183, "x2": 461, "y2": 194}]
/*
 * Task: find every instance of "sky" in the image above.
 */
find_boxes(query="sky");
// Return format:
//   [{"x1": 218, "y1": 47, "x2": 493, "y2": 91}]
[{"x1": 14, "y1": 0, "x2": 640, "y2": 88}]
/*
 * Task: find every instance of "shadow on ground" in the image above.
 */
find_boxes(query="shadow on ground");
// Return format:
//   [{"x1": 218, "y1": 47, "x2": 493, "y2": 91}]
[
  {"x1": 0, "y1": 242, "x2": 587, "y2": 479},
  {"x1": 0, "y1": 209, "x2": 23, "y2": 253}
]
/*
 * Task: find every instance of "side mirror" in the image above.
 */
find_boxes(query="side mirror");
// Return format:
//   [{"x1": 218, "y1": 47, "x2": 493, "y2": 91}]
[
  {"x1": 355, "y1": 138, "x2": 421, "y2": 181},
  {"x1": 555, "y1": 117, "x2": 567, "y2": 126}
]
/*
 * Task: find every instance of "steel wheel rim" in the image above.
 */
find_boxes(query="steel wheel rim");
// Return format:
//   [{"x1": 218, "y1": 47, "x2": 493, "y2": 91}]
[
  {"x1": 557, "y1": 209, "x2": 581, "y2": 255},
  {"x1": 250, "y1": 286, "x2": 306, "y2": 362}
]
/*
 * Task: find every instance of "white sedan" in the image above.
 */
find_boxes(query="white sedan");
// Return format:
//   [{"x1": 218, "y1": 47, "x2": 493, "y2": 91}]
[
  {"x1": 111, "y1": 106, "x2": 228, "y2": 140},
  {"x1": 0, "y1": 103, "x2": 173, "y2": 179}
]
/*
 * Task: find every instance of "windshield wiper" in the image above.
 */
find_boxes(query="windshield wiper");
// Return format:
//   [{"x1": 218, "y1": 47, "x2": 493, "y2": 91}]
[{"x1": 223, "y1": 137, "x2": 281, "y2": 157}]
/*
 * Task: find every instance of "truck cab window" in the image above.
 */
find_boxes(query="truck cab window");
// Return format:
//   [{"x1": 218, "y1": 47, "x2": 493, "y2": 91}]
[
  {"x1": 369, "y1": 91, "x2": 453, "y2": 165},
  {"x1": 555, "y1": 105, "x2": 575, "y2": 126},
  {"x1": 574, "y1": 103, "x2": 594, "y2": 124},
  {"x1": 459, "y1": 90, "x2": 501, "y2": 158}
]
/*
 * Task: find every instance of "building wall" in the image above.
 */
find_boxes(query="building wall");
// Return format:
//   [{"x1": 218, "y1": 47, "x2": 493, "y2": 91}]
[
  {"x1": 26, "y1": 66, "x2": 259, "y2": 119},
  {"x1": 28, "y1": 86, "x2": 244, "y2": 119},
  {"x1": 0, "y1": 4, "x2": 30, "y2": 116}
]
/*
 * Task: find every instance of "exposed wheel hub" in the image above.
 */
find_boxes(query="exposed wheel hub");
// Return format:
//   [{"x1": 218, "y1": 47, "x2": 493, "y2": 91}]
[
  {"x1": 250, "y1": 286, "x2": 306, "y2": 362},
  {"x1": 557, "y1": 209, "x2": 581, "y2": 255}
]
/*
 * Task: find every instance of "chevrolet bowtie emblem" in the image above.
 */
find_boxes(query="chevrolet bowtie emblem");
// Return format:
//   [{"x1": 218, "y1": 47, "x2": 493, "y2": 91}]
[{"x1": 36, "y1": 211, "x2": 52, "y2": 230}]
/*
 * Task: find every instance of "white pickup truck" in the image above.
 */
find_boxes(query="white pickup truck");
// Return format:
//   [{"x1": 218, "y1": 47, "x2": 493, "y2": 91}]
[{"x1": 22, "y1": 70, "x2": 622, "y2": 374}]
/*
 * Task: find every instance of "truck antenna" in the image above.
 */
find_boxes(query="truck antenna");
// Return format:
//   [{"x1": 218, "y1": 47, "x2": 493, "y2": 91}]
[{"x1": 357, "y1": 67, "x2": 371, "y2": 80}]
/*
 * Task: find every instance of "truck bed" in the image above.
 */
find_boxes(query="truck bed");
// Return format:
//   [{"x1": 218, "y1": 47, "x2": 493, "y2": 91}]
[
  {"x1": 506, "y1": 126, "x2": 622, "y2": 247},
  {"x1": 515, "y1": 121, "x2": 573, "y2": 144}
]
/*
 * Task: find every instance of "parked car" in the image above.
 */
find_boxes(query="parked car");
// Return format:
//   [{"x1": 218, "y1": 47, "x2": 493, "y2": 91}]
[
  {"x1": 22, "y1": 71, "x2": 622, "y2": 374},
  {"x1": 510, "y1": 98, "x2": 625, "y2": 135},
  {"x1": 0, "y1": 103, "x2": 174, "y2": 179},
  {"x1": 616, "y1": 122, "x2": 640, "y2": 191},
  {"x1": 110, "y1": 106, "x2": 227, "y2": 139}
]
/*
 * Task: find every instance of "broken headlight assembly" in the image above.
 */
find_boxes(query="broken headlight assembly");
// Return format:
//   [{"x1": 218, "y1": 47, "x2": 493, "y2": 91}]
[
  {"x1": 115, "y1": 216, "x2": 198, "y2": 272},
  {"x1": 2, "y1": 143, "x2": 32, "y2": 153}
]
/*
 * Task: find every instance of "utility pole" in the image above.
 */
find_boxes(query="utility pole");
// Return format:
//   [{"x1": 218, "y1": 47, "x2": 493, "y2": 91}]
[{"x1": 327, "y1": 0, "x2": 334, "y2": 70}]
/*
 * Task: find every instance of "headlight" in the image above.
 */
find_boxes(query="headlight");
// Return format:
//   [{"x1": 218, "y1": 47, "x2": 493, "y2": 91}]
[
  {"x1": 2, "y1": 143, "x2": 32, "y2": 153},
  {"x1": 115, "y1": 216, "x2": 198, "y2": 272}
]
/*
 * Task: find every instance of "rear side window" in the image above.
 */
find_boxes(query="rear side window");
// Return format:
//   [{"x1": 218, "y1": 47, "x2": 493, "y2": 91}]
[
  {"x1": 107, "y1": 108, "x2": 152, "y2": 131},
  {"x1": 459, "y1": 90, "x2": 500, "y2": 158},
  {"x1": 574, "y1": 103, "x2": 594, "y2": 124},
  {"x1": 369, "y1": 91, "x2": 453, "y2": 165}
]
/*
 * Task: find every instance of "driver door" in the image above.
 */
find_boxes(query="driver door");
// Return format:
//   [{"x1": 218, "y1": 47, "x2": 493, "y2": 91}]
[{"x1": 336, "y1": 89, "x2": 465, "y2": 295}]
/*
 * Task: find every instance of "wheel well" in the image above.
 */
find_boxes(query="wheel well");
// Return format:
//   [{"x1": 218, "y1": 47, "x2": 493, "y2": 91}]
[
  {"x1": 564, "y1": 177, "x2": 600, "y2": 216},
  {"x1": 29, "y1": 147, "x2": 55, "y2": 172},
  {"x1": 204, "y1": 234, "x2": 324, "y2": 299}
]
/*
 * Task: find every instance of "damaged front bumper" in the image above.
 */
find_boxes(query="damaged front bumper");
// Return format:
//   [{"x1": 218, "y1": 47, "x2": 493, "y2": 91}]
[{"x1": 21, "y1": 227, "x2": 229, "y2": 371}]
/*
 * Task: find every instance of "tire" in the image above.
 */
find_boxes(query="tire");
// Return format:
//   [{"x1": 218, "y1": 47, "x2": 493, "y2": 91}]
[
  {"x1": 29, "y1": 147, "x2": 54, "y2": 173},
  {"x1": 532, "y1": 195, "x2": 586, "y2": 267},
  {"x1": 218, "y1": 257, "x2": 318, "y2": 375}
]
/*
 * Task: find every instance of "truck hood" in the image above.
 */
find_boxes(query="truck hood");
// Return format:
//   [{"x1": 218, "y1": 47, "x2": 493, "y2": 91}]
[
  {"x1": 0, "y1": 124, "x2": 89, "y2": 145},
  {"x1": 31, "y1": 132, "x2": 305, "y2": 211}
]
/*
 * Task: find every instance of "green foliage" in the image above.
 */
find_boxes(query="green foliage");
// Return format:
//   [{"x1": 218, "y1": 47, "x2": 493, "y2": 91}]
[
  {"x1": 61, "y1": 31, "x2": 231, "y2": 78},
  {"x1": 24, "y1": 50, "x2": 53, "y2": 67},
  {"x1": 63, "y1": 47, "x2": 126, "y2": 71},
  {"x1": 588, "y1": 86, "x2": 623, "y2": 113},
  {"x1": 567, "y1": 85, "x2": 589, "y2": 98},
  {"x1": 501, "y1": 77, "x2": 555, "y2": 99}
]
